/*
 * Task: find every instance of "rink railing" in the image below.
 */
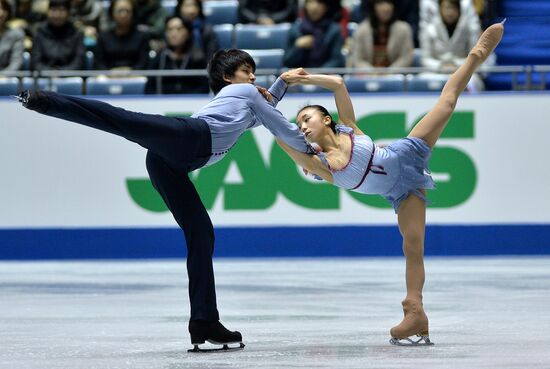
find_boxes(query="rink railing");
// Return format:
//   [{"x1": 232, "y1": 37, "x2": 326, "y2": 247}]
[{"x1": 0, "y1": 65, "x2": 544, "y2": 94}]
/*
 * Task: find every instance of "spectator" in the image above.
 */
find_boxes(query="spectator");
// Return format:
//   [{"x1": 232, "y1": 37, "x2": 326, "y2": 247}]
[
  {"x1": 361, "y1": 0, "x2": 419, "y2": 44},
  {"x1": 135, "y1": 0, "x2": 166, "y2": 40},
  {"x1": 419, "y1": 0, "x2": 479, "y2": 38},
  {"x1": 95, "y1": 0, "x2": 150, "y2": 70},
  {"x1": 351, "y1": 0, "x2": 414, "y2": 68},
  {"x1": 284, "y1": 0, "x2": 345, "y2": 68},
  {"x1": 31, "y1": 0, "x2": 85, "y2": 70},
  {"x1": 146, "y1": 16, "x2": 209, "y2": 94},
  {"x1": 0, "y1": 0, "x2": 25, "y2": 71},
  {"x1": 10, "y1": 0, "x2": 47, "y2": 50},
  {"x1": 420, "y1": 0, "x2": 491, "y2": 90},
  {"x1": 328, "y1": 0, "x2": 350, "y2": 38},
  {"x1": 70, "y1": 0, "x2": 102, "y2": 43},
  {"x1": 238, "y1": 0, "x2": 298, "y2": 25},
  {"x1": 175, "y1": 0, "x2": 218, "y2": 60}
]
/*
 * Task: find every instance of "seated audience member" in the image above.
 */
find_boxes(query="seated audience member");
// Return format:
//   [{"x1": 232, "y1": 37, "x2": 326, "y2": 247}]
[
  {"x1": 420, "y1": 0, "x2": 491, "y2": 90},
  {"x1": 10, "y1": 0, "x2": 47, "y2": 50},
  {"x1": 328, "y1": 0, "x2": 350, "y2": 38},
  {"x1": 146, "y1": 16, "x2": 209, "y2": 94},
  {"x1": 284, "y1": 0, "x2": 345, "y2": 68},
  {"x1": 175, "y1": 0, "x2": 218, "y2": 60},
  {"x1": 0, "y1": 0, "x2": 25, "y2": 71},
  {"x1": 70, "y1": 0, "x2": 102, "y2": 43},
  {"x1": 361, "y1": 0, "x2": 419, "y2": 44},
  {"x1": 135, "y1": 0, "x2": 166, "y2": 40},
  {"x1": 238, "y1": 0, "x2": 298, "y2": 25},
  {"x1": 95, "y1": 0, "x2": 150, "y2": 70},
  {"x1": 31, "y1": 0, "x2": 85, "y2": 70},
  {"x1": 351, "y1": 0, "x2": 414, "y2": 68},
  {"x1": 419, "y1": 0, "x2": 479, "y2": 38}
]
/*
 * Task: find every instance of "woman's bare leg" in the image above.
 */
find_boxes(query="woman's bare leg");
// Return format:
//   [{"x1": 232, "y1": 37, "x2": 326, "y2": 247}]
[
  {"x1": 389, "y1": 193, "x2": 431, "y2": 344},
  {"x1": 408, "y1": 22, "x2": 504, "y2": 148}
]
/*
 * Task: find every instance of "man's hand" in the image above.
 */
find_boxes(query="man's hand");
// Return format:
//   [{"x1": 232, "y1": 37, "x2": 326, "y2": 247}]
[
  {"x1": 256, "y1": 85, "x2": 273, "y2": 102},
  {"x1": 281, "y1": 68, "x2": 309, "y2": 85}
]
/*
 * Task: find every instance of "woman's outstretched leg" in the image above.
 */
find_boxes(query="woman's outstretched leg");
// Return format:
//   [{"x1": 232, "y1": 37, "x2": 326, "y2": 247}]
[
  {"x1": 390, "y1": 193, "x2": 432, "y2": 345},
  {"x1": 408, "y1": 22, "x2": 504, "y2": 148}
]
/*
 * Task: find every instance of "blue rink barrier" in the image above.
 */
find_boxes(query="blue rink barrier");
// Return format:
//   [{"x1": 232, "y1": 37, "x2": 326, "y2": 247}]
[{"x1": 1, "y1": 225, "x2": 549, "y2": 259}]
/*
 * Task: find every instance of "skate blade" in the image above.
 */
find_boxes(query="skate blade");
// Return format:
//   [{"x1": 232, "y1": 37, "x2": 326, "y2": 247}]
[
  {"x1": 389, "y1": 335, "x2": 434, "y2": 346},
  {"x1": 188, "y1": 342, "x2": 245, "y2": 353}
]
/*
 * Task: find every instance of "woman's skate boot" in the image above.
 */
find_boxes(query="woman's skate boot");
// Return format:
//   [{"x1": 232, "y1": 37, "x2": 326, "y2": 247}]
[
  {"x1": 389, "y1": 298, "x2": 433, "y2": 346},
  {"x1": 469, "y1": 21, "x2": 505, "y2": 63}
]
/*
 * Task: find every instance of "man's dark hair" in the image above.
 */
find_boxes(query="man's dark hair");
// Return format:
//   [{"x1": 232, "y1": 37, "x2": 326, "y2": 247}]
[
  {"x1": 49, "y1": 0, "x2": 71, "y2": 10},
  {"x1": 207, "y1": 49, "x2": 256, "y2": 94}
]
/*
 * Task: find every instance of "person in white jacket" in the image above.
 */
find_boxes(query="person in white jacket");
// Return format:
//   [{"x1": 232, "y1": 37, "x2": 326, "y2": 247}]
[{"x1": 419, "y1": 0, "x2": 493, "y2": 91}]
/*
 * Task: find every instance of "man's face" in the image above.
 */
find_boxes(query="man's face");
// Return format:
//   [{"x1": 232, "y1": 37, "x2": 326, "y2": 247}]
[
  {"x1": 48, "y1": 6, "x2": 69, "y2": 27},
  {"x1": 224, "y1": 64, "x2": 256, "y2": 84}
]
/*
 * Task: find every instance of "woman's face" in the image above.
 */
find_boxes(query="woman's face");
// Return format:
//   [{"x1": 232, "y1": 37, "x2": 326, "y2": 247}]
[
  {"x1": 166, "y1": 18, "x2": 190, "y2": 48},
  {"x1": 305, "y1": 0, "x2": 327, "y2": 23},
  {"x1": 113, "y1": 0, "x2": 133, "y2": 27},
  {"x1": 440, "y1": 0, "x2": 460, "y2": 25},
  {"x1": 374, "y1": 1, "x2": 394, "y2": 24},
  {"x1": 0, "y1": 5, "x2": 8, "y2": 27},
  {"x1": 179, "y1": 0, "x2": 199, "y2": 22},
  {"x1": 297, "y1": 107, "x2": 331, "y2": 143}
]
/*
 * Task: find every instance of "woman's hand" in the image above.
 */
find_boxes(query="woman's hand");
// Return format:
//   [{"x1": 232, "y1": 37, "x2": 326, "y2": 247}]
[{"x1": 281, "y1": 68, "x2": 309, "y2": 85}]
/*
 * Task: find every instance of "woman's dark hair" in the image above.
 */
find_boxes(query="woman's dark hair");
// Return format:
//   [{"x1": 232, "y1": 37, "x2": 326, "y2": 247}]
[
  {"x1": 108, "y1": 0, "x2": 137, "y2": 19},
  {"x1": 207, "y1": 49, "x2": 256, "y2": 94},
  {"x1": 298, "y1": 105, "x2": 337, "y2": 134},
  {"x1": 174, "y1": 0, "x2": 204, "y2": 19},
  {"x1": 0, "y1": 0, "x2": 12, "y2": 19},
  {"x1": 368, "y1": 0, "x2": 397, "y2": 33},
  {"x1": 165, "y1": 15, "x2": 194, "y2": 52},
  {"x1": 439, "y1": 0, "x2": 460, "y2": 7}
]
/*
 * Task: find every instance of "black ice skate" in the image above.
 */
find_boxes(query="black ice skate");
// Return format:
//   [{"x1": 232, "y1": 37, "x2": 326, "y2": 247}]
[
  {"x1": 188, "y1": 320, "x2": 245, "y2": 353},
  {"x1": 12, "y1": 90, "x2": 51, "y2": 114}
]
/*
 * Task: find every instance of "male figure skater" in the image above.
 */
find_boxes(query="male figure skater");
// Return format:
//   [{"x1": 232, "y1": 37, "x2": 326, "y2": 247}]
[{"x1": 16, "y1": 49, "x2": 313, "y2": 352}]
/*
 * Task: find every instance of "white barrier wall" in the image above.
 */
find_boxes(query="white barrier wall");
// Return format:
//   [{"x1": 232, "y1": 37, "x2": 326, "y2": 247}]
[{"x1": 1, "y1": 93, "x2": 549, "y2": 228}]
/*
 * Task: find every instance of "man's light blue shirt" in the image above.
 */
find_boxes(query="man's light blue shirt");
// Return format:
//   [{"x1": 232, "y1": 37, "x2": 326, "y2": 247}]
[{"x1": 192, "y1": 77, "x2": 313, "y2": 167}]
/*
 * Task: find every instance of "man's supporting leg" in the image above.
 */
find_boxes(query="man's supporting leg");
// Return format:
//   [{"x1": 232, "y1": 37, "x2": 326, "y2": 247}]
[{"x1": 146, "y1": 152, "x2": 219, "y2": 322}]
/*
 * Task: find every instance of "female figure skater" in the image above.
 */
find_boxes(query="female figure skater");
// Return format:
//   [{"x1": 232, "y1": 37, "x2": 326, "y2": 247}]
[{"x1": 276, "y1": 22, "x2": 504, "y2": 345}]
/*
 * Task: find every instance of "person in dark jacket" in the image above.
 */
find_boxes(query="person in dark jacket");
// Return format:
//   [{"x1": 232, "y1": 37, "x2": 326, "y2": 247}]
[
  {"x1": 94, "y1": 0, "x2": 150, "y2": 70},
  {"x1": 135, "y1": 0, "x2": 167, "y2": 40},
  {"x1": 146, "y1": 16, "x2": 209, "y2": 94},
  {"x1": 175, "y1": 0, "x2": 218, "y2": 60},
  {"x1": 237, "y1": 0, "x2": 298, "y2": 25},
  {"x1": 30, "y1": 0, "x2": 85, "y2": 70},
  {"x1": 283, "y1": 0, "x2": 344, "y2": 68},
  {"x1": 0, "y1": 0, "x2": 25, "y2": 71}
]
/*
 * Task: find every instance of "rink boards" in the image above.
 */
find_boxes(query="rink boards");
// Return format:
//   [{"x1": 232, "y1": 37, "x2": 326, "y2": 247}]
[{"x1": 1, "y1": 92, "x2": 549, "y2": 258}]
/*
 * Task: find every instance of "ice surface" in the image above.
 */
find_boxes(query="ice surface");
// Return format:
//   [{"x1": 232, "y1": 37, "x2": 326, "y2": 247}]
[{"x1": 1, "y1": 257, "x2": 549, "y2": 368}]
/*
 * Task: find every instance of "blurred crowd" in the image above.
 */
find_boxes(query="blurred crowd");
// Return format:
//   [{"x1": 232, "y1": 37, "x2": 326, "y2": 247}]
[{"x1": 0, "y1": 0, "x2": 500, "y2": 93}]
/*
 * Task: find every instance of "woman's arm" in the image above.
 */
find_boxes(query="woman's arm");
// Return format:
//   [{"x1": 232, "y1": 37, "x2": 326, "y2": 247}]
[
  {"x1": 297, "y1": 74, "x2": 363, "y2": 135},
  {"x1": 276, "y1": 139, "x2": 333, "y2": 182}
]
